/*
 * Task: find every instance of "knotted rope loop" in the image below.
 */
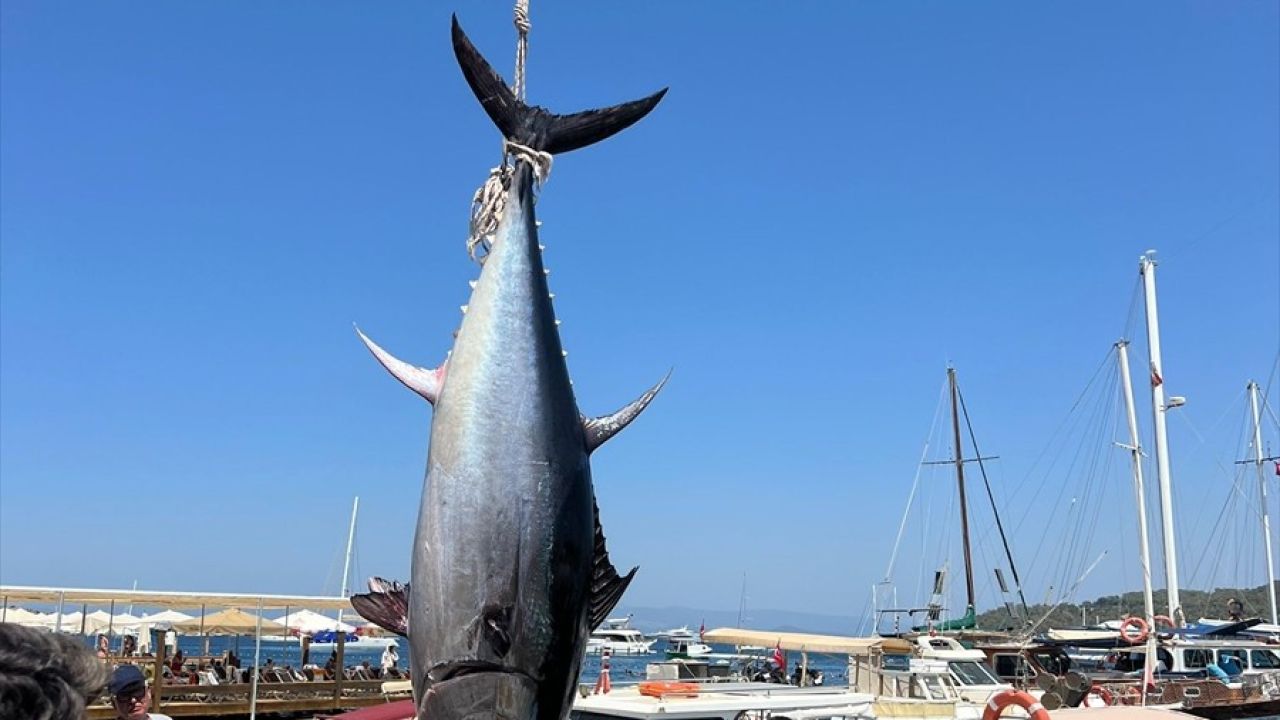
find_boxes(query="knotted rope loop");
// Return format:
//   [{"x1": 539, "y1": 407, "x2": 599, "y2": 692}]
[{"x1": 466, "y1": 140, "x2": 553, "y2": 263}]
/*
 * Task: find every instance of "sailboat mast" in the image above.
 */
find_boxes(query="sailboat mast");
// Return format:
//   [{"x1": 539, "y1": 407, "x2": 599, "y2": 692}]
[
  {"x1": 949, "y1": 368, "x2": 976, "y2": 612},
  {"x1": 1139, "y1": 253, "x2": 1182, "y2": 624},
  {"x1": 1248, "y1": 381, "x2": 1278, "y2": 624},
  {"x1": 338, "y1": 497, "x2": 360, "y2": 624},
  {"x1": 1117, "y1": 341, "x2": 1157, "y2": 636}
]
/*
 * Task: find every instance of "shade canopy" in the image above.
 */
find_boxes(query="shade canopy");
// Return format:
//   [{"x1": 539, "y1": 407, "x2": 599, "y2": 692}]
[
  {"x1": 701, "y1": 628, "x2": 912, "y2": 655},
  {"x1": 171, "y1": 608, "x2": 287, "y2": 635},
  {"x1": 0, "y1": 585, "x2": 351, "y2": 611}
]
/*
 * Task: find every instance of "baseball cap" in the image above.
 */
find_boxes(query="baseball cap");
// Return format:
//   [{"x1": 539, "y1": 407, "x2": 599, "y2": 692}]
[{"x1": 108, "y1": 665, "x2": 147, "y2": 695}]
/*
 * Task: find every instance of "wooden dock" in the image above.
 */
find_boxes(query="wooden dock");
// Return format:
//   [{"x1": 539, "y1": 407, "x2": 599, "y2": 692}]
[{"x1": 86, "y1": 679, "x2": 404, "y2": 718}]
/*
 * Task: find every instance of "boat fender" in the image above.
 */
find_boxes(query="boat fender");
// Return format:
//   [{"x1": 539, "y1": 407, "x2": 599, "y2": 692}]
[
  {"x1": 982, "y1": 690, "x2": 1049, "y2": 720},
  {"x1": 1119, "y1": 616, "x2": 1149, "y2": 644}
]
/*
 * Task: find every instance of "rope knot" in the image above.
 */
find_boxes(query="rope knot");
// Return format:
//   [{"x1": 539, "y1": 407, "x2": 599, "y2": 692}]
[
  {"x1": 513, "y1": 1, "x2": 531, "y2": 35},
  {"x1": 466, "y1": 140, "x2": 553, "y2": 263}
]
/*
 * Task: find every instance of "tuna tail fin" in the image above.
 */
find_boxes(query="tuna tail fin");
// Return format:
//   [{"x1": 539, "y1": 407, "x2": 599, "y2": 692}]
[
  {"x1": 583, "y1": 370, "x2": 671, "y2": 453},
  {"x1": 355, "y1": 325, "x2": 446, "y2": 405},
  {"x1": 452, "y1": 15, "x2": 667, "y2": 155},
  {"x1": 589, "y1": 496, "x2": 638, "y2": 631},
  {"x1": 351, "y1": 576, "x2": 410, "y2": 637}
]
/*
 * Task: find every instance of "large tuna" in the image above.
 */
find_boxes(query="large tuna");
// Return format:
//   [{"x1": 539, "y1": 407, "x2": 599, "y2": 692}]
[{"x1": 351, "y1": 16, "x2": 667, "y2": 720}]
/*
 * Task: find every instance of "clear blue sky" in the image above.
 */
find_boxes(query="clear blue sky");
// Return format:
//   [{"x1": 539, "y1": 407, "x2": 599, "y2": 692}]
[{"x1": 2, "y1": 1, "x2": 1277, "y2": 620}]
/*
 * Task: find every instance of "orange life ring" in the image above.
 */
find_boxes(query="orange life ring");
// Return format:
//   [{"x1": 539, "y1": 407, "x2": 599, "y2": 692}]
[
  {"x1": 1120, "y1": 685, "x2": 1142, "y2": 705},
  {"x1": 638, "y1": 681, "x2": 701, "y2": 698},
  {"x1": 1120, "y1": 616, "x2": 1149, "y2": 644},
  {"x1": 1153, "y1": 614, "x2": 1175, "y2": 630},
  {"x1": 982, "y1": 690, "x2": 1050, "y2": 720},
  {"x1": 1085, "y1": 685, "x2": 1114, "y2": 706}
]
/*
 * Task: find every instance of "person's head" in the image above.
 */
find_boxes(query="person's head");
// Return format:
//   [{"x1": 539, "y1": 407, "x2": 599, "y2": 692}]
[
  {"x1": 108, "y1": 665, "x2": 152, "y2": 720},
  {"x1": 0, "y1": 622, "x2": 107, "y2": 720},
  {"x1": 98, "y1": 634, "x2": 109, "y2": 648}
]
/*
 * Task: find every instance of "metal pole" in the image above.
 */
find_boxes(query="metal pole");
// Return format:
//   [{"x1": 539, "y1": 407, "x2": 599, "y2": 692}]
[
  {"x1": 338, "y1": 497, "x2": 359, "y2": 625},
  {"x1": 1118, "y1": 340, "x2": 1157, "y2": 704},
  {"x1": 1140, "y1": 253, "x2": 1182, "y2": 623},
  {"x1": 250, "y1": 599, "x2": 264, "y2": 720},
  {"x1": 1250, "y1": 381, "x2": 1278, "y2": 624},
  {"x1": 55, "y1": 592, "x2": 65, "y2": 633},
  {"x1": 948, "y1": 368, "x2": 976, "y2": 612}
]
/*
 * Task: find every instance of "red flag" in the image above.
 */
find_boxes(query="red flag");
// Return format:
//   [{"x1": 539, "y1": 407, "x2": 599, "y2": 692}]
[
  {"x1": 773, "y1": 641, "x2": 786, "y2": 673},
  {"x1": 698, "y1": 620, "x2": 705, "y2": 642},
  {"x1": 1274, "y1": 461, "x2": 1279, "y2": 477},
  {"x1": 1151, "y1": 364, "x2": 1163, "y2": 388}
]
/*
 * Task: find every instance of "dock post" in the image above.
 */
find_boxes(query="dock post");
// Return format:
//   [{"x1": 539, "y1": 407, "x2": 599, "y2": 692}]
[
  {"x1": 333, "y1": 631, "x2": 346, "y2": 703},
  {"x1": 152, "y1": 628, "x2": 167, "y2": 714}
]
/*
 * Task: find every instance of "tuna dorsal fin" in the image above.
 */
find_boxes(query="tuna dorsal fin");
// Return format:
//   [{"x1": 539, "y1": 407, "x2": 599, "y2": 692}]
[
  {"x1": 451, "y1": 15, "x2": 667, "y2": 155},
  {"x1": 355, "y1": 326, "x2": 445, "y2": 405},
  {"x1": 351, "y1": 576, "x2": 410, "y2": 637},
  {"x1": 589, "y1": 497, "x2": 637, "y2": 631},
  {"x1": 583, "y1": 371, "x2": 671, "y2": 453}
]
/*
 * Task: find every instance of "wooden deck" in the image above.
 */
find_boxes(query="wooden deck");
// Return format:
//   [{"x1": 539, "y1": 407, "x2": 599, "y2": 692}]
[{"x1": 86, "y1": 680, "x2": 406, "y2": 718}]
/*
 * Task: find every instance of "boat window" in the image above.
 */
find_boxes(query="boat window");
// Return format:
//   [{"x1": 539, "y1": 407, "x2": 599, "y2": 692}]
[
  {"x1": 1031, "y1": 651, "x2": 1070, "y2": 675},
  {"x1": 1251, "y1": 649, "x2": 1280, "y2": 669},
  {"x1": 1220, "y1": 649, "x2": 1248, "y2": 668},
  {"x1": 918, "y1": 675, "x2": 950, "y2": 700},
  {"x1": 1183, "y1": 649, "x2": 1212, "y2": 669},
  {"x1": 992, "y1": 654, "x2": 1030, "y2": 679},
  {"x1": 949, "y1": 661, "x2": 999, "y2": 685}
]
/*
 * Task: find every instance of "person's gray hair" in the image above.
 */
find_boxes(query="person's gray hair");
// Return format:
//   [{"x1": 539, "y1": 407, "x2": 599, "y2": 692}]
[{"x1": 0, "y1": 622, "x2": 107, "y2": 720}]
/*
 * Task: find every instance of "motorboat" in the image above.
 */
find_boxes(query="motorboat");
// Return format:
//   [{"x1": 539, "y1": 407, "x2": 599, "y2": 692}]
[
  {"x1": 664, "y1": 638, "x2": 713, "y2": 659},
  {"x1": 653, "y1": 626, "x2": 696, "y2": 641},
  {"x1": 587, "y1": 618, "x2": 654, "y2": 655}
]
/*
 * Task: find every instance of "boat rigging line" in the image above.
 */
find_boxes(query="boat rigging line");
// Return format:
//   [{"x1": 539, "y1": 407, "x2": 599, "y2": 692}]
[{"x1": 956, "y1": 381, "x2": 1030, "y2": 622}]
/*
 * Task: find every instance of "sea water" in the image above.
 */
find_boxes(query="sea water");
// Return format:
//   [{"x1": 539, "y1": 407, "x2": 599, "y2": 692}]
[{"x1": 157, "y1": 636, "x2": 850, "y2": 687}]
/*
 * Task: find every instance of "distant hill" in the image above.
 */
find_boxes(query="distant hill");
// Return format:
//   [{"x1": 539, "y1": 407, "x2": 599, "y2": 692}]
[{"x1": 974, "y1": 582, "x2": 1280, "y2": 631}]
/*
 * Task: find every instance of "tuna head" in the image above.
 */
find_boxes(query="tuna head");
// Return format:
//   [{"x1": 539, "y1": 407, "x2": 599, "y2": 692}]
[{"x1": 351, "y1": 15, "x2": 668, "y2": 720}]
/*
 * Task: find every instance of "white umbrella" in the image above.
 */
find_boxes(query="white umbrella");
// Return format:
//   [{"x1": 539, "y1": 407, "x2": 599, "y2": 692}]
[
  {"x1": 1, "y1": 607, "x2": 49, "y2": 627},
  {"x1": 271, "y1": 609, "x2": 356, "y2": 634}
]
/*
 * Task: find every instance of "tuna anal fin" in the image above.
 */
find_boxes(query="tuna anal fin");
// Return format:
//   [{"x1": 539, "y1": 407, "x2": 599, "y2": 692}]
[
  {"x1": 583, "y1": 370, "x2": 671, "y2": 453},
  {"x1": 351, "y1": 576, "x2": 411, "y2": 637},
  {"x1": 451, "y1": 15, "x2": 666, "y2": 155},
  {"x1": 589, "y1": 497, "x2": 637, "y2": 631},
  {"x1": 355, "y1": 326, "x2": 445, "y2": 404}
]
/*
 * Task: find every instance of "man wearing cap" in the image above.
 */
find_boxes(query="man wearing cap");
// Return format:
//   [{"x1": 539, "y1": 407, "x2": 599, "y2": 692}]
[{"x1": 108, "y1": 665, "x2": 173, "y2": 720}]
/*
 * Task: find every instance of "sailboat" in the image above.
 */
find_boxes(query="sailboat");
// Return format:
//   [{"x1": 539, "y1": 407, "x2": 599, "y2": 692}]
[
  {"x1": 877, "y1": 367, "x2": 1028, "y2": 636},
  {"x1": 309, "y1": 498, "x2": 399, "y2": 652}
]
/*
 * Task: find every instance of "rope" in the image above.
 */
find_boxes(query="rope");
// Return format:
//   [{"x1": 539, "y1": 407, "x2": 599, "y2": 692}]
[
  {"x1": 466, "y1": 0, "x2": 552, "y2": 264},
  {"x1": 466, "y1": 141, "x2": 553, "y2": 262},
  {"x1": 513, "y1": 0, "x2": 530, "y2": 101}
]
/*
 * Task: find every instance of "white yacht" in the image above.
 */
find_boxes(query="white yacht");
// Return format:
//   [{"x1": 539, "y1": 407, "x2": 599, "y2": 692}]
[
  {"x1": 587, "y1": 618, "x2": 654, "y2": 655},
  {"x1": 664, "y1": 638, "x2": 714, "y2": 659}
]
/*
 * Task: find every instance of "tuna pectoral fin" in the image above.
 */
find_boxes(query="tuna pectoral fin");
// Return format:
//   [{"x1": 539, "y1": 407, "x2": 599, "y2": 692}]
[
  {"x1": 355, "y1": 326, "x2": 445, "y2": 404},
  {"x1": 583, "y1": 371, "x2": 671, "y2": 453},
  {"x1": 351, "y1": 576, "x2": 410, "y2": 636},
  {"x1": 452, "y1": 15, "x2": 667, "y2": 155},
  {"x1": 589, "y1": 497, "x2": 638, "y2": 631}
]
